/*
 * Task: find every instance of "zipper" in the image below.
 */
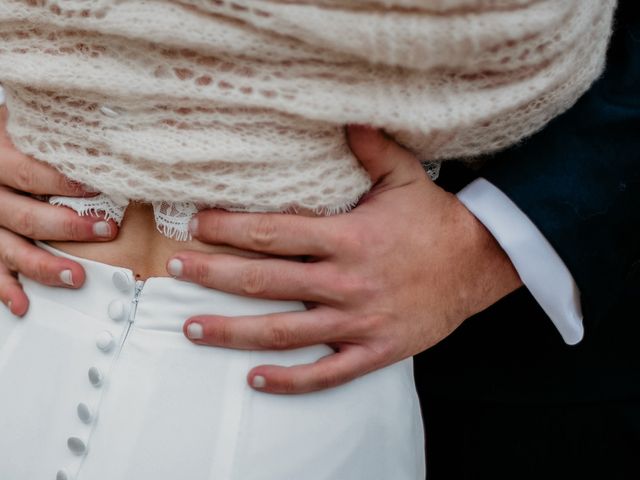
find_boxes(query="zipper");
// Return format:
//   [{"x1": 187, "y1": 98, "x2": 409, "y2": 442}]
[
  {"x1": 119, "y1": 279, "x2": 145, "y2": 348},
  {"x1": 128, "y1": 280, "x2": 145, "y2": 324}
]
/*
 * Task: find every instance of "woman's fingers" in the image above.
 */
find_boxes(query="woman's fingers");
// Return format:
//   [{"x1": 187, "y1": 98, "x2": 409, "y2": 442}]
[
  {"x1": 0, "y1": 186, "x2": 117, "y2": 241},
  {"x1": 168, "y1": 252, "x2": 344, "y2": 303},
  {"x1": 247, "y1": 344, "x2": 375, "y2": 394},
  {"x1": 0, "y1": 228, "x2": 86, "y2": 290},
  {"x1": 0, "y1": 262, "x2": 29, "y2": 316},
  {"x1": 190, "y1": 210, "x2": 335, "y2": 257},
  {"x1": 184, "y1": 307, "x2": 351, "y2": 351},
  {"x1": 0, "y1": 151, "x2": 90, "y2": 197},
  {"x1": 0, "y1": 109, "x2": 92, "y2": 197}
]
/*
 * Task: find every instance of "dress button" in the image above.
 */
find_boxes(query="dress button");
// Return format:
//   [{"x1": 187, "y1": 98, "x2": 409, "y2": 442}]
[
  {"x1": 112, "y1": 271, "x2": 132, "y2": 293},
  {"x1": 96, "y1": 331, "x2": 115, "y2": 352},
  {"x1": 67, "y1": 437, "x2": 87, "y2": 455},
  {"x1": 88, "y1": 367, "x2": 103, "y2": 387},
  {"x1": 108, "y1": 300, "x2": 128, "y2": 322},
  {"x1": 56, "y1": 470, "x2": 70, "y2": 480},
  {"x1": 77, "y1": 403, "x2": 93, "y2": 424}
]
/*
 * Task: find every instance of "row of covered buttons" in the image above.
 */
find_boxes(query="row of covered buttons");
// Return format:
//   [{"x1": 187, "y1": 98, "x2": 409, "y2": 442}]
[
  {"x1": 56, "y1": 271, "x2": 135, "y2": 480},
  {"x1": 108, "y1": 271, "x2": 133, "y2": 324}
]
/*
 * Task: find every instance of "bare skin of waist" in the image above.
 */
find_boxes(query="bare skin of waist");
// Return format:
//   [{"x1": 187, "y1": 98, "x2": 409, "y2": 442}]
[{"x1": 49, "y1": 203, "x2": 266, "y2": 280}]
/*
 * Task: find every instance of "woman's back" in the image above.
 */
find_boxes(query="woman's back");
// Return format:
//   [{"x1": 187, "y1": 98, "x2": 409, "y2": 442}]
[{"x1": 49, "y1": 203, "x2": 264, "y2": 278}]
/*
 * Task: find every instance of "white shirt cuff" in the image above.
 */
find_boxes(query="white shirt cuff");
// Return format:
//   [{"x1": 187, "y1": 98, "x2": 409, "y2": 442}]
[{"x1": 457, "y1": 178, "x2": 584, "y2": 345}]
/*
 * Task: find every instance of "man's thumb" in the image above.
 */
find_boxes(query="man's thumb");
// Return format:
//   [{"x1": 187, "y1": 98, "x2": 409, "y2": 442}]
[{"x1": 346, "y1": 125, "x2": 422, "y2": 185}]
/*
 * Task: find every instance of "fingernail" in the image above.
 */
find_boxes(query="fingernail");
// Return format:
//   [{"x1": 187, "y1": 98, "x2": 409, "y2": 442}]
[
  {"x1": 188, "y1": 217, "x2": 199, "y2": 235},
  {"x1": 252, "y1": 375, "x2": 267, "y2": 389},
  {"x1": 167, "y1": 258, "x2": 184, "y2": 277},
  {"x1": 186, "y1": 322, "x2": 204, "y2": 340},
  {"x1": 6, "y1": 300, "x2": 12, "y2": 312},
  {"x1": 60, "y1": 269, "x2": 74, "y2": 286},
  {"x1": 93, "y1": 221, "x2": 111, "y2": 237}
]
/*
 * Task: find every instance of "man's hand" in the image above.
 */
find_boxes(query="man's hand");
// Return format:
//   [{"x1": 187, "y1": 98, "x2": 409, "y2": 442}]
[
  {"x1": 0, "y1": 106, "x2": 118, "y2": 316},
  {"x1": 169, "y1": 126, "x2": 523, "y2": 394}
]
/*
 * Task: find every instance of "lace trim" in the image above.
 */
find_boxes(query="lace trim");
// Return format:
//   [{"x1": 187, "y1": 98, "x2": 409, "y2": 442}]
[
  {"x1": 151, "y1": 201, "x2": 198, "y2": 242},
  {"x1": 422, "y1": 161, "x2": 441, "y2": 181},
  {"x1": 50, "y1": 193, "x2": 127, "y2": 225},
  {"x1": 47, "y1": 161, "x2": 441, "y2": 242}
]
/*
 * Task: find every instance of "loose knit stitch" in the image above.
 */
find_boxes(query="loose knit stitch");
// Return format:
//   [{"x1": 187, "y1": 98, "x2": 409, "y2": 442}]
[{"x1": 0, "y1": 0, "x2": 616, "y2": 239}]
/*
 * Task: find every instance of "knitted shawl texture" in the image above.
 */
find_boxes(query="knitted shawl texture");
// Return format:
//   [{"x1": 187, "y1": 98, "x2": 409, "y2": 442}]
[{"x1": 0, "y1": 0, "x2": 616, "y2": 239}]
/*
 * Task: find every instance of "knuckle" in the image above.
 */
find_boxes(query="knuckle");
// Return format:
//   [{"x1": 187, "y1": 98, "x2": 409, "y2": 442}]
[
  {"x1": 15, "y1": 208, "x2": 37, "y2": 237},
  {"x1": 0, "y1": 246, "x2": 18, "y2": 271},
  {"x1": 278, "y1": 376, "x2": 298, "y2": 394},
  {"x1": 33, "y1": 258, "x2": 52, "y2": 282},
  {"x1": 59, "y1": 175, "x2": 77, "y2": 194},
  {"x1": 366, "y1": 335, "x2": 397, "y2": 362},
  {"x1": 194, "y1": 262, "x2": 212, "y2": 285},
  {"x1": 16, "y1": 160, "x2": 36, "y2": 192},
  {"x1": 201, "y1": 213, "x2": 224, "y2": 240},
  {"x1": 357, "y1": 276, "x2": 379, "y2": 300},
  {"x1": 338, "y1": 313, "x2": 366, "y2": 337},
  {"x1": 248, "y1": 216, "x2": 277, "y2": 248},
  {"x1": 343, "y1": 274, "x2": 366, "y2": 297},
  {"x1": 365, "y1": 312, "x2": 389, "y2": 329},
  {"x1": 374, "y1": 340, "x2": 396, "y2": 360},
  {"x1": 334, "y1": 229, "x2": 364, "y2": 253},
  {"x1": 317, "y1": 370, "x2": 346, "y2": 391},
  {"x1": 239, "y1": 264, "x2": 267, "y2": 296},
  {"x1": 370, "y1": 131, "x2": 394, "y2": 159},
  {"x1": 336, "y1": 273, "x2": 376, "y2": 301},
  {"x1": 265, "y1": 324, "x2": 294, "y2": 350},
  {"x1": 61, "y1": 217, "x2": 82, "y2": 240},
  {"x1": 214, "y1": 321, "x2": 233, "y2": 346}
]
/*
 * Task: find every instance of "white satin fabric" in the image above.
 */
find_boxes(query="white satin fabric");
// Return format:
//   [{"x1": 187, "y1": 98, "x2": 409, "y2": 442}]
[
  {"x1": 457, "y1": 178, "x2": 584, "y2": 345},
  {"x1": 0, "y1": 243, "x2": 425, "y2": 480}
]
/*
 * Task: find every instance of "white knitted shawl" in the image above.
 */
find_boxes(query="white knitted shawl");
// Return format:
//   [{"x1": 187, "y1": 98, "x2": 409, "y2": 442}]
[{"x1": 0, "y1": 0, "x2": 616, "y2": 240}]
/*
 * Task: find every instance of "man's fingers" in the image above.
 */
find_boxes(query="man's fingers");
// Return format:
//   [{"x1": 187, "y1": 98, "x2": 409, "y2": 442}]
[
  {"x1": 0, "y1": 187, "x2": 117, "y2": 241},
  {"x1": 0, "y1": 262, "x2": 29, "y2": 316},
  {"x1": 0, "y1": 228, "x2": 86, "y2": 289},
  {"x1": 184, "y1": 307, "x2": 351, "y2": 350},
  {"x1": 190, "y1": 210, "x2": 334, "y2": 256},
  {"x1": 247, "y1": 344, "x2": 374, "y2": 394},
  {"x1": 168, "y1": 253, "x2": 344, "y2": 303}
]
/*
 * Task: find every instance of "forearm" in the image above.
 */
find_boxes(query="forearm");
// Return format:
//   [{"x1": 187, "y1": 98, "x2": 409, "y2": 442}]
[{"x1": 458, "y1": 178, "x2": 584, "y2": 345}]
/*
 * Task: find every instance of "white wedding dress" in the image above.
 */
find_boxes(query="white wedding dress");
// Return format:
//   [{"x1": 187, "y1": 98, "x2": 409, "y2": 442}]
[{"x1": 0, "y1": 243, "x2": 425, "y2": 480}]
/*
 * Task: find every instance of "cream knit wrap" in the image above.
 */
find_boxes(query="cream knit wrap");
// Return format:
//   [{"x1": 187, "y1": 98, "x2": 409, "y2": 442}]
[{"x1": 0, "y1": 0, "x2": 616, "y2": 239}]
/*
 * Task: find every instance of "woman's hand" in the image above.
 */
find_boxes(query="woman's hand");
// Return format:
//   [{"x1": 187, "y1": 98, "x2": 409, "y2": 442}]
[
  {"x1": 0, "y1": 106, "x2": 118, "y2": 316},
  {"x1": 169, "y1": 126, "x2": 523, "y2": 394}
]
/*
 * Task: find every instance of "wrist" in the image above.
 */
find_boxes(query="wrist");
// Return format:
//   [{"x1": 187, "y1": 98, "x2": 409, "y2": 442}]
[{"x1": 450, "y1": 196, "x2": 523, "y2": 319}]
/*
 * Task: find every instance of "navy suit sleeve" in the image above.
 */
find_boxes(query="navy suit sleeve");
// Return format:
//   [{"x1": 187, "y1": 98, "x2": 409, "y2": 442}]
[{"x1": 479, "y1": 1, "x2": 640, "y2": 330}]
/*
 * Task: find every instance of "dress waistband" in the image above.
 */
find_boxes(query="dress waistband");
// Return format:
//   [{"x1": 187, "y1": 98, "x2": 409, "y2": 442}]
[{"x1": 26, "y1": 241, "x2": 305, "y2": 333}]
